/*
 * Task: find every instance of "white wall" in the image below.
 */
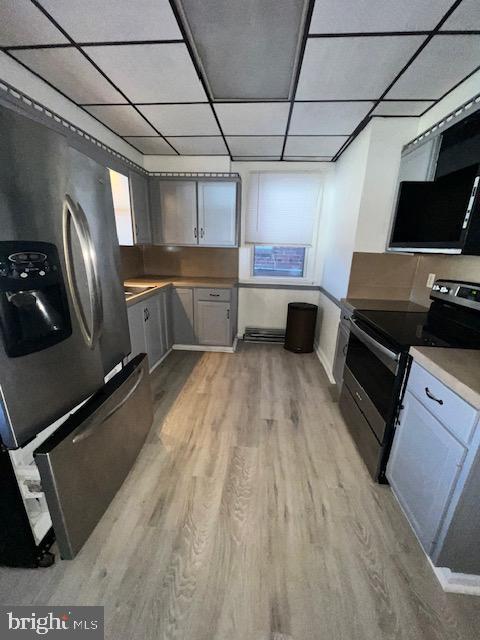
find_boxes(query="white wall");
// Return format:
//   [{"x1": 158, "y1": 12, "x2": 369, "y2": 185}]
[
  {"x1": 0, "y1": 52, "x2": 142, "y2": 165},
  {"x1": 354, "y1": 117, "x2": 417, "y2": 253},
  {"x1": 238, "y1": 287, "x2": 319, "y2": 336}
]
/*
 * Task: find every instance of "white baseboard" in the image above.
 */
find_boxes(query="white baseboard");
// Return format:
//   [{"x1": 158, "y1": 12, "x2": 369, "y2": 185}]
[
  {"x1": 149, "y1": 348, "x2": 172, "y2": 373},
  {"x1": 428, "y1": 560, "x2": 480, "y2": 596},
  {"x1": 172, "y1": 339, "x2": 237, "y2": 354},
  {"x1": 314, "y1": 342, "x2": 336, "y2": 384}
]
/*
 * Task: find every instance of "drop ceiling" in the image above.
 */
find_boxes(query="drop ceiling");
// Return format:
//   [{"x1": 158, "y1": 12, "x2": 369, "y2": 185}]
[{"x1": 1, "y1": 0, "x2": 479, "y2": 161}]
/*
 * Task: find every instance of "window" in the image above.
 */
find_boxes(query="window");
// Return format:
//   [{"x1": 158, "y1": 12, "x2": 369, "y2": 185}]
[
  {"x1": 109, "y1": 169, "x2": 133, "y2": 245},
  {"x1": 253, "y1": 246, "x2": 306, "y2": 278},
  {"x1": 246, "y1": 172, "x2": 322, "y2": 245}
]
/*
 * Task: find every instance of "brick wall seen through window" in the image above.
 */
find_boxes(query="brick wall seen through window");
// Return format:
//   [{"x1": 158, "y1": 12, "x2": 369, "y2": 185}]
[{"x1": 253, "y1": 246, "x2": 306, "y2": 278}]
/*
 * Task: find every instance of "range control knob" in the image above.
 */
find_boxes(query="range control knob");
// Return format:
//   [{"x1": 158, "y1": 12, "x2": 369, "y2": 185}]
[
  {"x1": 39, "y1": 270, "x2": 45, "y2": 276},
  {"x1": 20, "y1": 272, "x2": 28, "y2": 279}
]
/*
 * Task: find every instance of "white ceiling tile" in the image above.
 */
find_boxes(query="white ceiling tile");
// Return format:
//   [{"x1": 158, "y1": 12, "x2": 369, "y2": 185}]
[
  {"x1": 284, "y1": 156, "x2": 332, "y2": 161},
  {"x1": 285, "y1": 136, "x2": 348, "y2": 156},
  {"x1": 227, "y1": 137, "x2": 284, "y2": 156},
  {"x1": 85, "y1": 44, "x2": 207, "y2": 102},
  {"x1": 0, "y1": 0, "x2": 67, "y2": 47},
  {"x1": 166, "y1": 137, "x2": 228, "y2": 154},
  {"x1": 138, "y1": 104, "x2": 218, "y2": 136},
  {"x1": 289, "y1": 102, "x2": 373, "y2": 134},
  {"x1": 386, "y1": 35, "x2": 480, "y2": 99},
  {"x1": 39, "y1": 0, "x2": 182, "y2": 41},
  {"x1": 124, "y1": 137, "x2": 176, "y2": 154},
  {"x1": 84, "y1": 105, "x2": 157, "y2": 135},
  {"x1": 373, "y1": 100, "x2": 434, "y2": 116},
  {"x1": 441, "y1": 0, "x2": 480, "y2": 30},
  {"x1": 214, "y1": 103, "x2": 290, "y2": 135},
  {"x1": 309, "y1": 0, "x2": 453, "y2": 33},
  {"x1": 232, "y1": 156, "x2": 281, "y2": 161},
  {"x1": 296, "y1": 36, "x2": 425, "y2": 100},
  {"x1": 12, "y1": 48, "x2": 126, "y2": 104}
]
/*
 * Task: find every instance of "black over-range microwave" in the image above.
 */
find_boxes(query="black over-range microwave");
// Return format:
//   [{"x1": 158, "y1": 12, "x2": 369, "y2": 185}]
[{"x1": 389, "y1": 106, "x2": 480, "y2": 255}]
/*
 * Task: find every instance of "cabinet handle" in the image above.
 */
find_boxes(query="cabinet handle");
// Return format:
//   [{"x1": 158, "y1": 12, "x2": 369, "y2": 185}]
[
  {"x1": 425, "y1": 387, "x2": 444, "y2": 405},
  {"x1": 226, "y1": 309, "x2": 230, "y2": 320},
  {"x1": 342, "y1": 343, "x2": 348, "y2": 356},
  {"x1": 209, "y1": 293, "x2": 220, "y2": 297},
  {"x1": 200, "y1": 227, "x2": 204, "y2": 238},
  {"x1": 194, "y1": 227, "x2": 197, "y2": 239}
]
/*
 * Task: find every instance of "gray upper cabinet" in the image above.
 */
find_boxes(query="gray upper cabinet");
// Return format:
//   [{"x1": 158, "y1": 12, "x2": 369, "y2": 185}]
[
  {"x1": 152, "y1": 180, "x2": 197, "y2": 245},
  {"x1": 129, "y1": 171, "x2": 151, "y2": 244},
  {"x1": 149, "y1": 178, "x2": 239, "y2": 247},
  {"x1": 387, "y1": 390, "x2": 466, "y2": 554},
  {"x1": 198, "y1": 181, "x2": 237, "y2": 246},
  {"x1": 172, "y1": 287, "x2": 195, "y2": 345},
  {"x1": 195, "y1": 300, "x2": 231, "y2": 346}
]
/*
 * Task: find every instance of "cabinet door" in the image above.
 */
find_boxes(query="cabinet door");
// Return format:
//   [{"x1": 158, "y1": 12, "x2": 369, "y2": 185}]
[
  {"x1": 127, "y1": 304, "x2": 147, "y2": 361},
  {"x1": 172, "y1": 288, "x2": 195, "y2": 345},
  {"x1": 387, "y1": 391, "x2": 466, "y2": 554},
  {"x1": 333, "y1": 325, "x2": 349, "y2": 389},
  {"x1": 195, "y1": 301, "x2": 231, "y2": 346},
  {"x1": 155, "y1": 180, "x2": 197, "y2": 245},
  {"x1": 144, "y1": 296, "x2": 165, "y2": 370},
  {"x1": 198, "y1": 181, "x2": 237, "y2": 246},
  {"x1": 159, "y1": 287, "x2": 173, "y2": 351},
  {"x1": 129, "y1": 171, "x2": 151, "y2": 244}
]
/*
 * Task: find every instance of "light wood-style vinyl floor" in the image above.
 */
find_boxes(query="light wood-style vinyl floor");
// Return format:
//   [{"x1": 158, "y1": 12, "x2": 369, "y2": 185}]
[{"x1": 1, "y1": 343, "x2": 480, "y2": 639}]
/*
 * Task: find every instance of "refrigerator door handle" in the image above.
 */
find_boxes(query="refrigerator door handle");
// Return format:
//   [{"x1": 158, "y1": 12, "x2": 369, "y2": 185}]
[
  {"x1": 72, "y1": 366, "x2": 144, "y2": 443},
  {"x1": 62, "y1": 195, "x2": 103, "y2": 348}
]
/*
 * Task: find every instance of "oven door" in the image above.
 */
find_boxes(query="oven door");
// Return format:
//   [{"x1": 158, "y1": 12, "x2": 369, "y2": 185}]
[{"x1": 344, "y1": 318, "x2": 401, "y2": 443}]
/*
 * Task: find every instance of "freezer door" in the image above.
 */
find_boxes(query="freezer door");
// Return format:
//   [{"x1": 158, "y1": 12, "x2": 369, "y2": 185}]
[
  {"x1": 34, "y1": 354, "x2": 152, "y2": 559},
  {"x1": 0, "y1": 105, "x2": 105, "y2": 449},
  {"x1": 66, "y1": 147, "x2": 130, "y2": 374}
]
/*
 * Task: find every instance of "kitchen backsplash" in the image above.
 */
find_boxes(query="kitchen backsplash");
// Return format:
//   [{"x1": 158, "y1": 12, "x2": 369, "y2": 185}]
[
  {"x1": 410, "y1": 254, "x2": 480, "y2": 306},
  {"x1": 120, "y1": 245, "x2": 239, "y2": 280},
  {"x1": 119, "y1": 246, "x2": 144, "y2": 280},
  {"x1": 348, "y1": 251, "x2": 480, "y2": 306}
]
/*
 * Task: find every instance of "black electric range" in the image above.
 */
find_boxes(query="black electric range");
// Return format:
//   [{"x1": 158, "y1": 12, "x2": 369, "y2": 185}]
[{"x1": 339, "y1": 280, "x2": 480, "y2": 482}]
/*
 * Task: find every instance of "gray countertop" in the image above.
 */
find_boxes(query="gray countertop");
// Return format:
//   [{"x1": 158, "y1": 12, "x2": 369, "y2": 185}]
[{"x1": 410, "y1": 347, "x2": 480, "y2": 410}]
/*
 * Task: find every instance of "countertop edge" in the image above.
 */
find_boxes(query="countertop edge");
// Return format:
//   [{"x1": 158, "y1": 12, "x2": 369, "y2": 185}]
[
  {"x1": 409, "y1": 347, "x2": 480, "y2": 411},
  {"x1": 124, "y1": 276, "x2": 238, "y2": 307}
]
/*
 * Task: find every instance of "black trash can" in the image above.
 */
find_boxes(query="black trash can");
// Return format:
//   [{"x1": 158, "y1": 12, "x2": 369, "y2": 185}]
[{"x1": 284, "y1": 302, "x2": 318, "y2": 353}]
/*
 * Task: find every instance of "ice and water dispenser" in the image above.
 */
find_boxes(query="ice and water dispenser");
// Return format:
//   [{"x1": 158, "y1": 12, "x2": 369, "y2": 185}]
[{"x1": 0, "y1": 241, "x2": 71, "y2": 357}]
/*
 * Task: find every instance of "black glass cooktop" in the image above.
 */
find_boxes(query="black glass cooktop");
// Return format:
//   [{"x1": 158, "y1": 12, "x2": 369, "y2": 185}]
[{"x1": 354, "y1": 309, "x2": 451, "y2": 351}]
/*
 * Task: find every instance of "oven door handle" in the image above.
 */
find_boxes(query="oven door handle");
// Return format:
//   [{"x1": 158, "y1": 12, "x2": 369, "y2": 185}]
[{"x1": 349, "y1": 318, "x2": 400, "y2": 367}]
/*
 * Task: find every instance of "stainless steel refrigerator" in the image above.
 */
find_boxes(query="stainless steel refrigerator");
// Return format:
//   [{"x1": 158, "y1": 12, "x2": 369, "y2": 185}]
[{"x1": 0, "y1": 105, "x2": 153, "y2": 566}]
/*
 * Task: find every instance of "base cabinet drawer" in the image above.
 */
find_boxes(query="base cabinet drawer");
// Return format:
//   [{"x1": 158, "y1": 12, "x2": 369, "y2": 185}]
[
  {"x1": 408, "y1": 362, "x2": 477, "y2": 443},
  {"x1": 194, "y1": 287, "x2": 231, "y2": 303},
  {"x1": 387, "y1": 391, "x2": 467, "y2": 554}
]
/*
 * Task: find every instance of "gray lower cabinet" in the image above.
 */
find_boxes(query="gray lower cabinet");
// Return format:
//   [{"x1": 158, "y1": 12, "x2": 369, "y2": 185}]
[
  {"x1": 387, "y1": 390, "x2": 466, "y2": 554},
  {"x1": 127, "y1": 303, "x2": 147, "y2": 361},
  {"x1": 144, "y1": 295, "x2": 164, "y2": 368},
  {"x1": 195, "y1": 301, "x2": 231, "y2": 346},
  {"x1": 127, "y1": 291, "x2": 172, "y2": 371},
  {"x1": 172, "y1": 287, "x2": 195, "y2": 345}
]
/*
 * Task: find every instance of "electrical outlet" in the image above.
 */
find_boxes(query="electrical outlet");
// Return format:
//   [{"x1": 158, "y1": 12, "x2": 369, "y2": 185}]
[{"x1": 426, "y1": 273, "x2": 436, "y2": 288}]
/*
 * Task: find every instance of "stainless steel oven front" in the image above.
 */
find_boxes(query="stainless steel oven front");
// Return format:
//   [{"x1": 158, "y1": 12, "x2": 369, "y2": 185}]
[{"x1": 339, "y1": 317, "x2": 406, "y2": 482}]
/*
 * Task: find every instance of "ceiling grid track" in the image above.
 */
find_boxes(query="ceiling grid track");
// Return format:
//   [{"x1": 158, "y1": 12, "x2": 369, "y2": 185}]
[
  {"x1": 26, "y1": 0, "x2": 181, "y2": 155},
  {"x1": 0, "y1": 0, "x2": 478, "y2": 161}
]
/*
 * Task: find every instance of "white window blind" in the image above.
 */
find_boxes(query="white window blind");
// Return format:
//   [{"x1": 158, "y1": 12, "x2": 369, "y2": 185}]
[{"x1": 245, "y1": 172, "x2": 322, "y2": 245}]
